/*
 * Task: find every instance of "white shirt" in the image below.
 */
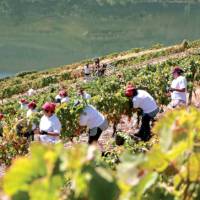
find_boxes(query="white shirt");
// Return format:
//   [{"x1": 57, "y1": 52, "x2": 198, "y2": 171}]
[
  {"x1": 171, "y1": 76, "x2": 187, "y2": 102},
  {"x1": 80, "y1": 92, "x2": 91, "y2": 100},
  {"x1": 61, "y1": 96, "x2": 70, "y2": 103},
  {"x1": 26, "y1": 109, "x2": 37, "y2": 118},
  {"x1": 132, "y1": 90, "x2": 158, "y2": 114},
  {"x1": 39, "y1": 114, "x2": 61, "y2": 143},
  {"x1": 79, "y1": 105, "x2": 105, "y2": 129},
  {"x1": 84, "y1": 65, "x2": 90, "y2": 75}
]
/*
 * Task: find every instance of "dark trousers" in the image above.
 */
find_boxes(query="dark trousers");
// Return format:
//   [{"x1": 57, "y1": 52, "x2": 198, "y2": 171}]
[
  {"x1": 88, "y1": 128, "x2": 102, "y2": 144},
  {"x1": 137, "y1": 114, "x2": 152, "y2": 141}
]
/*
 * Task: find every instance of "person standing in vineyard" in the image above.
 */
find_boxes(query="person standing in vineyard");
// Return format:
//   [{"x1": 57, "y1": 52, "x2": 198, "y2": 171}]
[
  {"x1": 93, "y1": 58, "x2": 102, "y2": 77},
  {"x1": 100, "y1": 63, "x2": 107, "y2": 76},
  {"x1": 35, "y1": 102, "x2": 61, "y2": 144},
  {"x1": 168, "y1": 67, "x2": 187, "y2": 108},
  {"x1": 125, "y1": 84, "x2": 159, "y2": 141},
  {"x1": 83, "y1": 63, "x2": 91, "y2": 81},
  {"x1": 79, "y1": 104, "x2": 108, "y2": 144}
]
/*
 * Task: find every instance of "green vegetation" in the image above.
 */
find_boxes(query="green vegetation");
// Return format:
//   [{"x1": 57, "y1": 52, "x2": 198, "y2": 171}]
[
  {"x1": 2, "y1": 108, "x2": 200, "y2": 200},
  {"x1": 1, "y1": 40, "x2": 199, "y2": 100},
  {"x1": 0, "y1": 40, "x2": 200, "y2": 199},
  {"x1": 0, "y1": 42, "x2": 199, "y2": 136}
]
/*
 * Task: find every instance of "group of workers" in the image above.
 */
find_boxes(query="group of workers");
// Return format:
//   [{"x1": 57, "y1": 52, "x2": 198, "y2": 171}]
[
  {"x1": 0, "y1": 65, "x2": 187, "y2": 144},
  {"x1": 15, "y1": 87, "x2": 93, "y2": 144},
  {"x1": 83, "y1": 58, "x2": 107, "y2": 80}
]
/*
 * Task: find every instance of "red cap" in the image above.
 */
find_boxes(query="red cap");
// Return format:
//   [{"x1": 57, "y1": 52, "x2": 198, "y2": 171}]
[
  {"x1": 20, "y1": 98, "x2": 28, "y2": 104},
  {"x1": 28, "y1": 101, "x2": 37, "y2": 109},
  {"x1": 125, "y1": 85, "x2": 136, "y2": 97},
  {"x1": 0, "y1": 113, "x2": 4, "y2": 120},
  {"x1": 59, "y1": 90, "x2": 67, "y2": 97},
  {"x1": 42, "y1": 102, "x2": 56, "y2": 112},
  {"x1": 172, "y1": 66, "x2": 183, "y2": 74}
]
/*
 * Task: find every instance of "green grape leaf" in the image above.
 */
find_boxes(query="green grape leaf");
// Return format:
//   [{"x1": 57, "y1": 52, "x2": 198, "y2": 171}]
[
  {"x1": 3, "y1": 143, "x2": 63, "y2": 198},
  {"x1": 131, "y1": 172, "x2": 158, "y2": 200},
  {"x1": 86, "y1": 166, "x2": 119, "y2": 200},
  {"x1": 166, "y1": 141, "x2": 188, "y2": 161},
  {"x1": 142, "y1": 145, "x2": 168, "y2": 172},
  {"x1": 29, "y1": 176, "x2": 63, "y2": 200},
  {"x1": 3, "y1": 156, "x2": 46, "y2": 196},
  {"x1": 188, "y1": 153, "x2": 200, "y2": 182}
]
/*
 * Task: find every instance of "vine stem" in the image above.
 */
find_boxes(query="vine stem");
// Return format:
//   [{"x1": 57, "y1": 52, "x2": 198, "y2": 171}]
[{"x1": 112, "y1": 121, "x2": 118, "y2": 137}]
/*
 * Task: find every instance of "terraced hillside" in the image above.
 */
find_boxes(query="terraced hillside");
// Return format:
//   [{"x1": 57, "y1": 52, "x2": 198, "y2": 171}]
[{"x1": 0, "y1": 40, "x2": 200, "y2": 200}]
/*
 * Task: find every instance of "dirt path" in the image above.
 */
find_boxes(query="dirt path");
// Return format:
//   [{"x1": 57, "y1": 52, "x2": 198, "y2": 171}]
[
  {"x1": 74, "y1": 45, "x2": 181, "y2": 72},
  {"x1": 102, "y1": 45, "x2": 179, "y2": 65},
  {"x1": 127, "y1": 47, "x2": 199, "y2": 69}
]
